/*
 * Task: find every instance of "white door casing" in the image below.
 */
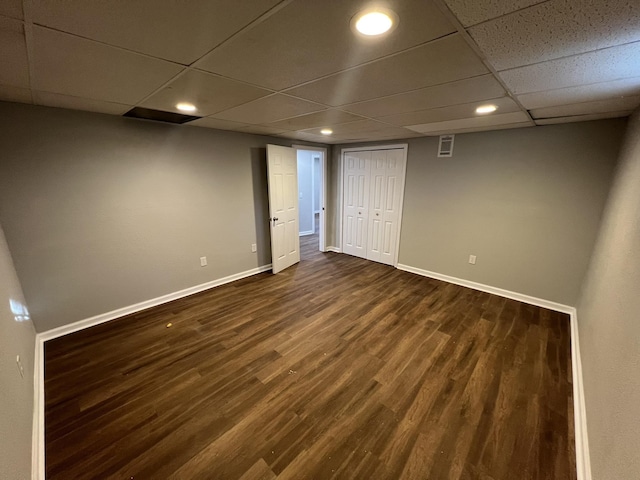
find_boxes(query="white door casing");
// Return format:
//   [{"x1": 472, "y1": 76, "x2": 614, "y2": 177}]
[
  {"x1": 342, "y1": 151, "x2": 371, "y2": 259},
  {"x1": 267, "y1": 144, "x2": 300, "y2": 274}
]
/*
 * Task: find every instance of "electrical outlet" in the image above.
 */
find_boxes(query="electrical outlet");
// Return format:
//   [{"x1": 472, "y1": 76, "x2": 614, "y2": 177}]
[
  {"x1": 200, "y1": 256, "x2": 207, "y2": 267},
  {"x1": 16, "y1": 355, "x2": 24, "y2": 379},
  {"x1": 251, "y1": 243, "x2": 257, "y2": 253},
  {"x1": 469, "y1": 255, "x2": 477, "y2": 265}
]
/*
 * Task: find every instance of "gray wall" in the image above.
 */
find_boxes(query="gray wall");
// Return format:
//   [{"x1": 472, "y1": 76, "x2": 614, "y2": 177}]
[
  {"x1": 296, "y1": 150, "x2": 314, "y2": 234},
  {"x1": 0, "y1": 102, "x2": 323, "y2": 332},
  {"x1": 577, "y1": 111, "x2": 640, "y2": 479},
  {"x1": 0, "y1": 222, "x2": 36, "y2": 480},
  {"x1": 330, "y1": 119, "x2": 626, "y2": 306}
]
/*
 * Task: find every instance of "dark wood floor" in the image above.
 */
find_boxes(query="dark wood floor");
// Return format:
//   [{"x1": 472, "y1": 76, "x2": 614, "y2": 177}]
[{"x1": 44, "y1": 228, "x2": 576, "y2": 479}]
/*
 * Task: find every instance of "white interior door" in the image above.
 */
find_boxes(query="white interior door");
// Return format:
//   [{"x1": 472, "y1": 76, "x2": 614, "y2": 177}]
[
  {"x1": 342, "y1": 151, "x2": 370, "y2": 258},
  {"x1": 367, "y1": 150, "x2": 387, "y2": 263},
  {"x1": 267, "y1": 144, "x2": 300, "y2": 273},
  {"x1": 379, "y1": 149, "x2": 404, "y2": 266}
]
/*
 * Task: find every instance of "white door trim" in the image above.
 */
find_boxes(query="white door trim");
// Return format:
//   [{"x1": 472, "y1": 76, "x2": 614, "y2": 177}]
[
  {"x1": 292, "y1": 144, "x2": 327, "y2": 252},
  {"x1": 339, "y1": 144, "x2": 409, "y2": 266}
]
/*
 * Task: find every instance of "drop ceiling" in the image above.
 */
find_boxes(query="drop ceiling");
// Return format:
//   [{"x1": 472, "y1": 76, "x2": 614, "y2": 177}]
[{"x1": 0, "y1": 0, "x2": 638, "y2": 144}]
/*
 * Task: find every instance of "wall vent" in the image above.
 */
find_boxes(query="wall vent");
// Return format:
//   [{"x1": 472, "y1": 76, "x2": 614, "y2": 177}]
[
  {"x1": 438, "y1": 134, "x2": 455, "y2": 157},
  {"x1": 123, "y1": 107, "x2": 200, "y2": 125}
]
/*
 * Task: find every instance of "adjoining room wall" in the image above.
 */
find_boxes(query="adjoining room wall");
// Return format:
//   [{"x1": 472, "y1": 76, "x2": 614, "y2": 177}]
[
  {"x1": 0, "y1": 222, "x2": 36, "y2": 480},
  {"x1": 313, "y1": 156, "x2": 321, "y2": 214},
  {"x1": 577, "y1": 110, "x2": 640, "y2": 479},
  {"x1": 0, "y1": 102, "x2": 324, "y2": 332},
  {"x1": 330, "y1": 119, "x2": 626, "y2": 306},
  {"x1": 296, "y1": 150, "x2": 314, "y2": 234}
]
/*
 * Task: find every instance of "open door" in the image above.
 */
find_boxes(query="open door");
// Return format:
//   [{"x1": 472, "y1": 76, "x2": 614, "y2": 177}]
[{"x1": 267, "y1": 144, "x2": 300, "y2": 273}]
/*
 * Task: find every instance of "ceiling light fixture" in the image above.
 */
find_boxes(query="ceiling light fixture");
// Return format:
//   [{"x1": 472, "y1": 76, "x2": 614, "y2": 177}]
[
  {"x1": 320, "y1": 128, "x2": 333, "y2": 135},
  {"x1": 352, "y1": 9, "x2": 397, "y2": 37},
  {"x1": 176, "y1": 102, "x2": 197, "y2": 112},
  {"x1": 475, "y1": 104, "x2": 498, "y2": 114}
]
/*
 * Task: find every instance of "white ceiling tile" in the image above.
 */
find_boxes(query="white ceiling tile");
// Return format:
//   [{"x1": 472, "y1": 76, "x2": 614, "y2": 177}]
[
  {"x1": 197, "y1": 0, "x2": 455, "y2": 90},
  {"x1": 407, "y1": 111, "x2": 532, "y2": 133},
  {"x1": 470, "y1": 0, "x2": 640, "y2": 71},
  {"x1": 302, "y1": 120, "x2": 416, "y2": 139},
  {"x1": 34, "y1": 91, "x2": 132, "y2": 115},
  {"x1": 0, "y1": 0, "x2": 23, "y2": 20},
  {"x1": 517, "y1": 77, "x2": 640, "y2": 109},
  {"x1": 534, "y1": 111, "x2": 633, "y2": 125},
  {"x1": 141, "y1": 70, "x2": 271, "y2": 116},
  {"x1": 421, "y1": 121, "x2": 533, "y2": 136},
  {"x1": 212, "y1": 94, "x2": 325, "y2": 125},
  {"x1": 188, "y1": 117, "x2": 250, "y2": 131},
  {"x1": 341, "y1": 75, "x2": 506, "y2": 118},
  {"x1": 530, "y1": 96, "x2": 640, "y2": 119},
  {"x1": 278, "y1": 131, "x2": 337, "y2": 144},
  {"x1": 0, "y1": 17, "x2": 30, "y2": 88},
  {"x1": 236, "y1": 125, "x2": 289, "y2": 135},
  {"x1": 377, "y1": 96, "x2": 521, "y2": 126},
  {"x1": 32, "y1": 27, "x2": 184, "y2": 105},
  {"x1": 285, "y1": 35, "x2": 489, "y2": 106},
  {"x1": 499, "y1": 42, "x2": 640, "y2": 94},
  {"x1": 31, "y1": 0, "x2": 282, "y2": 64},
  {"x1": 266, "y1": 109, "x2": 364, "y2": 131},
  {"x1": 0, "y1": 85, "x2": 32, "y2": 104},
  {"x1": 444, "y1": 0, "x2": 545, "y2": 27}
]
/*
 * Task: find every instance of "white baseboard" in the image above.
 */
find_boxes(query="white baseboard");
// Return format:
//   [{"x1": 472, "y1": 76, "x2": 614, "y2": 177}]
[
  {"x1": 396, "y1": 264, "x2": 574, "y2": 314},
  {"x1": 38, "y1": 264, "x2": 272, "y2": 342},
  {"x1": 299, "y1": 230, "x2": 315, "y2": 237},
  {"x1": 571, "y1": 311, "x2": 592, "y2": 480},
  {"x1": 326, "y1": 246, "x2": 342, "y2": 253}
]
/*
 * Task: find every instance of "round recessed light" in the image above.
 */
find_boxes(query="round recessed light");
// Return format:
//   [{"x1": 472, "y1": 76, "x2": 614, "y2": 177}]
[
  {"x1": 352, "y1": 9, "x2": 397, "y2": 37},
  {"x1": 320, "y1": 128, "x2": 333, "y2": 135},
  {"x1": 475, "y1": 104, "x2": 498, "y2": 114},
  {"x1": 176, "y1": 102, "x2": 197, "y2": 112}
]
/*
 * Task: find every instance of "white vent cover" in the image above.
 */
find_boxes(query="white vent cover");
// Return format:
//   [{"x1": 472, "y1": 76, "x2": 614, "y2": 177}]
[{"x1": 438, "y1": 134, "x2": 455, "y2": 157}]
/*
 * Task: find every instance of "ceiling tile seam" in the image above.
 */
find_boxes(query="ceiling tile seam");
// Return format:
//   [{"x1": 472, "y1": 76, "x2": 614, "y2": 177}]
[
  {"x1": 277, "y1": 31, "x2": 460, "y2": 94},
  {"x1": 30, "y1": 89, "x2": 132, "y2": 108},
  {"x1": 0, "y1": 12, "x2": 24, "y2": 22},
  {"x1": 461, "y1": 0, "x2": 553, "y2": 29},
  {"x1": 189, "y1": 67, "x2": 282, "y2": 92},
  {"x1": 532, "y1": 109, "x2": 634, "y2": 121},
  {"x1": 255, "y1": 111, "x2": 371, "y2": 129},
  {"x1": 516, "y1": 75, "x2": 640, "y2": 97},
  {"x1": 21, "y1": 0, "x2": 35, "y2": 103},
  {"x1": 431, "y1": 0, "x2": 534, "y2": 123},
  {"x1": 495, "y1": 39, "x2": 640, "y2": 73},
  {"x1": 187, "y1": 0, "x2": 295, "y2": 70},
  {"x1": 376, "y1": 94, "x2": 518, "y2": 120},
  {"x1": 524, "y1": 94, "x2": 640, "y2": 112}
]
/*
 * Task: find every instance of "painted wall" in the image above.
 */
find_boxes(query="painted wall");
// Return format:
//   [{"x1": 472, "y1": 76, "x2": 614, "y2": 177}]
[
  {"x1": 0, "y1": 102, "x2": 323, "y2": 332},
  {"x1": 577, "y1": 110, "x2": 640, "y2": 479},
  {"x1": 0, "y1": 222, "x2": 36, "y2": 480},
  {"x1": 330, "y1": 119, "x2": 626, "y2": 306},
  {"x1": 296, "y1": 150, "x2": 314, "y2": 234}
]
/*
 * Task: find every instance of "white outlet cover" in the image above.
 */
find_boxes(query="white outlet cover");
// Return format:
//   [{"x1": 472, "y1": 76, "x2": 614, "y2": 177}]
[
  {"x1": 200, "y1": 256, "x2": 207, "y2": 267},
  {"x1": 469, "y1": 255, "x2": 477, "y2": 265}
]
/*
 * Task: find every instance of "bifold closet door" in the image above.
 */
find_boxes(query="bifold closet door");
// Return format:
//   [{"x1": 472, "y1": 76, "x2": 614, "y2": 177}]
[{"x1": 342, "y1": 151, "x2": 370, "y2": 259}]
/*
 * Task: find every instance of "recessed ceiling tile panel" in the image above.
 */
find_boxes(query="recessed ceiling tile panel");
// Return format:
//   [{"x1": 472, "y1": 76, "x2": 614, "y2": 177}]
[
  {"x1": 499, "y1": 42, "x2": 640, "y2": 94},
  {"x1": 266, "y1": 109, "x2": 364, "y2": 131},
  {"x1": 188, "y1": 117, "x2": 250, "y2": 131},
  {"x1": 212, "y1": 94, "x2": 325, "y2": 125},
  {"x1": 303, "y1": 120, "x2": 415, "y2": 138},
  {"x1": 0, "y1": 17, "x2": 30, "y2": 88},
  {"x1": 278, "y1": 131, "x2": 337, "y2": 144},
  {"x1": 517, "y1": 77, "x2": 640, "y2": 109},
  {"x1": 32, "y1": 27, "x2": 184, "y2": 105},
  {"x1": 32, "y1": 0, "x2": 282, "y2": 64},
  {"x1": 378, "y1": 96, "x2": 520, "y2": 126},
  {"x1": 236, "y1": 125, "x2": 289, "y2": 135},
  {"x1": 141, "y1": 70, "x2": 272, "y2": 116},
  {"x1": 422, "y1": 121, "x2": 533, "y2": 136},
  {"x1": 530, "y1": 96, "x2": 640, "y2": 119},
  {"x1": 285, "y1": 35, "x2": 489, "y2": 106},
  {"x1": 469, "y1": 0, "x2": 640, "y2": 71},
  {"x1": 534, "y1": 111, "x2": 633, "y2": 125},
  {"x1": 408, "y1": 111, "x2": 531, "y2": 133},
  {"x1": 34, "y1": 91, "x2": 132, "y2": 115},
  {"x1": 197, "y1": 0, "x2": 455, "y2": 90},
  {"x1": 0, "y1": 85, "x2": 32, "y2": 104},
  {"x1": 444, "y1": 0, "x2": 546, "y2": 27},
  {"x1": 0, "y1": 0, "x2": 24, "y2": 20},
  {"x1": 341, "y1": 75, "x2": 505, "y2": 118}
]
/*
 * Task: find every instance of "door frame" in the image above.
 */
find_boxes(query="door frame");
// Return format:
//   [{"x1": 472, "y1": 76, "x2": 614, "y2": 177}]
[
  {"x1": 292, "y1": 144, "x2": 328, "y2": 252},
  {"x1": 338, "y1": 143, "x2": 409, "y2": 267}
]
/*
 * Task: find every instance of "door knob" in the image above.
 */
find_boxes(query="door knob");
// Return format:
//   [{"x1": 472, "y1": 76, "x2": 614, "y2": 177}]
[
  {"x1": 272, "y1": 217, "x2": 279, "y2": 226},
  {"x1": 376, "y1": 213, "x2": 379, "y2": 216}
]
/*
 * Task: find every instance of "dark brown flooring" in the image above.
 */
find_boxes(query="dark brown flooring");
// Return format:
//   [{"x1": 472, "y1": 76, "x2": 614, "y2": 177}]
[{"x1": 44, "y1": 226, "x2": 576, "y2": 479}]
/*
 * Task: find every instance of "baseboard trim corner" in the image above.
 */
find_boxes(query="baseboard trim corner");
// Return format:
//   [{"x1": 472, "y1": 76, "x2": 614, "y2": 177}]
[
  {"x1": 299, "y1": 230, "x2": 315, "y2": 237},
  {"x1": 570, "y1": 310, "x2": 592, "y2": 480},
  {"x1": 396, "y1": 264, "x2": 574, "y2": 314}
]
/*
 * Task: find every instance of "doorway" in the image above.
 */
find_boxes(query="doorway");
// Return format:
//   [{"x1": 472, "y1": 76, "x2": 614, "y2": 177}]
[{"x1": 294, "y1": 145, "x2": 327, "y2": 257}]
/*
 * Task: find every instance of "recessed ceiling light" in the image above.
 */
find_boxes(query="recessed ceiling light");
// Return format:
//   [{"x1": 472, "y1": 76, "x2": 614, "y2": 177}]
[
  {"x1": 176, "y1": 102, "x2": 197, "y2": 112},
  {"x1": 475, "y1": 104, "x2": 498, "y2": 114},
  {"x1": 352, "y1": 9, "x2": 397, "y2": 36},
  {"x1": 320, "y1": 128, "x2": 333, "y2": 135}
]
